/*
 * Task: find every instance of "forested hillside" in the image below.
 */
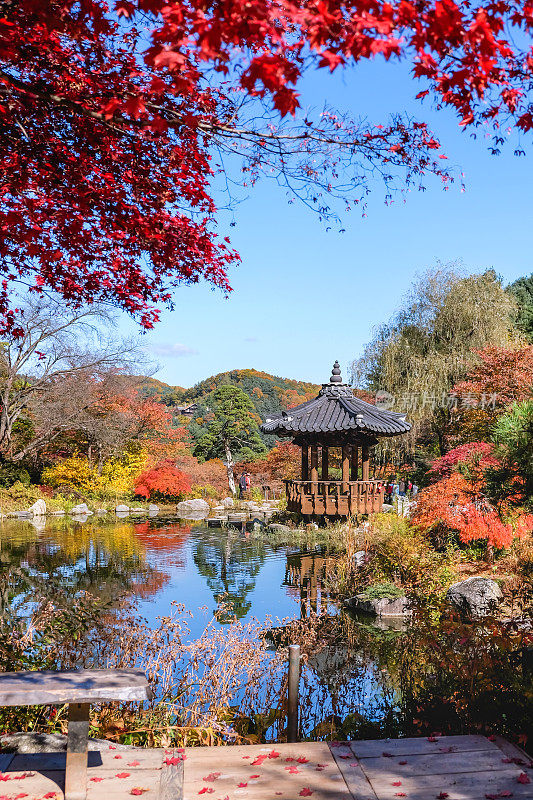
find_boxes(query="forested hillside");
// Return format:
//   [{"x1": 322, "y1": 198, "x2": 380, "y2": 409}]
[{"x1": 137, "y1": 369, "x2": 319, "y2": 417}]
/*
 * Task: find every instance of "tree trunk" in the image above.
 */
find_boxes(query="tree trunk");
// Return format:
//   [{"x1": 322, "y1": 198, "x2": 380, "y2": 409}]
[{"x1": 224, "y1": 441, "x2": 236, "y2": 495}]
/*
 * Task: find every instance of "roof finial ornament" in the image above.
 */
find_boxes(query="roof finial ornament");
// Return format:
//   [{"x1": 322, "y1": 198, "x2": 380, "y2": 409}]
[{"x1": 330, "y1": 360, "x2": 343, "y2": 384}]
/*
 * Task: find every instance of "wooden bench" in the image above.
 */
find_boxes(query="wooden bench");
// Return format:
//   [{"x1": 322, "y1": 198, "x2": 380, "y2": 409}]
[{"x1": 0, "y1": 668, "x2": 151, "y2": 800}]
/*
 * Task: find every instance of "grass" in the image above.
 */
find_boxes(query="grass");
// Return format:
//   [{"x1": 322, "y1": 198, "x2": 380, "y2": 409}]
[{"x1": 357, "y1": 582, "x2": 405, "y2": 600}]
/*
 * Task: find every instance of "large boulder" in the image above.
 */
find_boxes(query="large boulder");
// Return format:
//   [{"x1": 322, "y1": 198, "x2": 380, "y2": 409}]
[
  {"x1": 28, "y1": 499, "x2": 46, "y2": 516},
  {"x1": 446, "y1": 576, "x2": 503, "y2": 617},
  {"x1": 346, "y1": 594, "x2": 410, "y2": 617},
  {"x1": 222, "y1": 497, "x2": 234, "y2": 508},
  {"x1": 176, "y1": 498, "x2": 210, "y2": 518}
]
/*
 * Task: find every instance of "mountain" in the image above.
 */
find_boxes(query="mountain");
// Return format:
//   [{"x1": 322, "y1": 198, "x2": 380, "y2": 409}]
[
  {"x1": 183, "y1": 369, "x2": 320, "y2": 415},
  {"x1": 132, "y1": 376, "x2": 186, "y2": 406},
  {"x1": 135, "y1": 368, "x2": 320, "y2": 418}
]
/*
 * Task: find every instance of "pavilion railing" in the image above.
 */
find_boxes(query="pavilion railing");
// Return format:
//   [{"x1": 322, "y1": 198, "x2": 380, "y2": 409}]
[{"x1": 283, "y1": 479, "x2": 384, "y2": 515}]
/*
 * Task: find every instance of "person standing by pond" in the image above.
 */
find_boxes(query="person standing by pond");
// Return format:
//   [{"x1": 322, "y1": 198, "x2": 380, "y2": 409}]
[
  {"x1": 245, "y1": 471, "x2": 251, "y2": 496},
  {"x1": 239, "y1": 472, "x2": 247, "y2": 499}
]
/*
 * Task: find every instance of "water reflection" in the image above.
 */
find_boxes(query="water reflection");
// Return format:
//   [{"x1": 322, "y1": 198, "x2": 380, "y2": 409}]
[
  {"x1": 0, "y1": 517, "x2": 337, "y2": 633},
  {"x1": 284, "y1": 551, "x2": 335, "y2": 618},
  {"x1": 192, "y1": 529, "x2": 267, "y2": 621},
  {"x1": 0, "y1": 518, "x2": 169, "y2": 632}
]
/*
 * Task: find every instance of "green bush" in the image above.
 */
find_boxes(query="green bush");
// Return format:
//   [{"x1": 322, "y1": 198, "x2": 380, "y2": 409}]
[
  {"x1": 189, "y1": 483, "x2": 219, "y2": 500},
  {"x1": 0, "y1": 464, "x2": 31, "y2": 488},
  {"x1": 358, "y1": 582, "x2": 405, "y2": 600}
]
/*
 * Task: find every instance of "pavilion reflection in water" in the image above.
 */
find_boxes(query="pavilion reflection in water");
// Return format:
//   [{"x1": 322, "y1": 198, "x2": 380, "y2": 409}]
[{"x1": 284, "y1": 550, "x2": 336, "y2": 617}]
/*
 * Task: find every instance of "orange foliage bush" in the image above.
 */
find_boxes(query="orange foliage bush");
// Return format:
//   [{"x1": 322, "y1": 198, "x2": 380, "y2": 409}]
[
  {"x1": 173, "y1": 452, "x2": 229, "y2": 495},
  {"x1": 413, "y1": 473, "x2": 533, "y2": 549},
  {"x1": 451, "y1": 345, "x2": 533, "y2": 441},
  {"x1": 134, "y1": 459, "x2": 191, "y2": 501},
  {"x1": 236, "y1": 441, "x2": 300, "y2": 483}
]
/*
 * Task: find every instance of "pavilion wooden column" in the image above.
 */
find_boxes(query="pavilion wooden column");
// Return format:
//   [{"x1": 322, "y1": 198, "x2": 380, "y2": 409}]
[
  {"x1": 310, "y1": 445, "x2": 319, "y2": 494},
  {"x1": 342, "y1": 445, "x2": 350, "y2": 493},
  {"x1": 350, "y1": 445, "x2": 359, "y2": 481},
  {"x1": 362, "y1": 444, "x2": 370, "y2": 481},
  {"x1": 321, "y1": 446, "x2": 329, "y2": 481},
  {"x1": 301, "y1": 445, "x2": 309, "y2": 482}
]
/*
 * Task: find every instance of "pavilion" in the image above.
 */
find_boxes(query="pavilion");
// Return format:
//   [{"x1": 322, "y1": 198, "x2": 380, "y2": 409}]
[{"x1": 261, "y1": 361, "x2": 411, "y2": 518}]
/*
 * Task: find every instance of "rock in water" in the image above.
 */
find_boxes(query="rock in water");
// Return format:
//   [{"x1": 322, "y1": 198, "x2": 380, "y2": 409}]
[
  {"x1": 148, "y1": 504, "x2": 159, "y2": 513},
  {"x1": 71, "y1": 503, "x2": 93, "y2": 515},
  {"x1": 346, "y1": 595, "x2": 410, "y2": 617},
  {"x1": 115, "y1": 504, "x2": 129, "y2": 513},
  {"x1": 28, "y1": 499, "x2": 46, "y2": 516},
  {"x1": 222, "y1": 497, "x2": 234, "y2": 508},
  {"x1": 268, "y1": 523, "x2": 291, "y2": 533},
  {"x1": 446, "y1": 576, "x2": 503, "y2": 617}
]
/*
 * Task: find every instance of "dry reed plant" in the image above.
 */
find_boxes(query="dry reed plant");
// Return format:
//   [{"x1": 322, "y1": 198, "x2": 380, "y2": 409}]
[{"x1": 16, "y1": 597, "x2": 289, "y2": 746}]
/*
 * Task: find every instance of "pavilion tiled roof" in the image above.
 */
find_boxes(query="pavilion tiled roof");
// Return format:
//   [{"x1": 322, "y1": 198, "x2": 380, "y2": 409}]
[{"x1": 261, "y1": 361, "x2": 411, "y2": 438}]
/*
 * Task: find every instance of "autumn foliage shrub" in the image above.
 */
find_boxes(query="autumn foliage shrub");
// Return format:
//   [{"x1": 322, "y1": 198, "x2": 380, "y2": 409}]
[
  {"x1": 173, "y1": 453, "x2": 228, "y2": 496},
  {"x1": 236, "y1": 441, "x2": 300, "y2": 483},
  {"x1": 413, "y1": 473, "x2": 533, "y2": 550},
  {"x1": 362, "y1": 514, "x2": 459, "y2": 593},
  {"x1": 134, "y1": 460, "x2": 191, "y2": 501}
]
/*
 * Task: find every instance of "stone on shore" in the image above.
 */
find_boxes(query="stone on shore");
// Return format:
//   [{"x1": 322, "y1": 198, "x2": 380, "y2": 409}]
[
  {"x1": 446, "y1": 576, "x2": 503, "y2": 617},
  {"x1": 28, "y1": 499, "x2": 46, "y2": 516},
  {"x1": 115, "y1": 504, "x2": 129, "y2": 513},
  {"x1": 148, "y1": 504, "x2": 159, "y2": 513},
  {"x1": 71, "y1": 503, "x2": 93, "y2": 515},
  {"x1": 176, "y1": 498, "x2": 210, "y2": 518},
  {"x1": 222, "y1": 497, "x2": 234, "y2": 508}
]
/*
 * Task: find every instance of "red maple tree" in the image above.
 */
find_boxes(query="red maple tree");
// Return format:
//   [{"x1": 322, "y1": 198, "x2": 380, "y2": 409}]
[
  {"x1": 428, "y1": 441, "x2": 500, "y2": 480},
  {"x1": 413, "y1": 472, "x2": 533, "y2": 549},
  {"x1": 453, "y1": 346, "x2": 533, "y2": 409},
  {"x1": 6, "y1": 0, "x2": 532, "y2": 329},
  {"x1": 134, "y1": 459, "x2": 191, "y2": 500}
]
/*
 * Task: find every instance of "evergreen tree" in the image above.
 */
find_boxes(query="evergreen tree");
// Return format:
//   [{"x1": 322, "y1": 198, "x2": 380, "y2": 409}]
[{"x1": 193, "y1": 386, "x2": 266, "y2": 494}]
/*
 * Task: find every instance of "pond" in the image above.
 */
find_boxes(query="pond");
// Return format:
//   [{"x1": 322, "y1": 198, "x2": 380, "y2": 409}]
[
  {"x1": 0, "y1": 515, "x2": 337, "y2": 637},
  {"x1": 0, "y1": 515, "x2": 528, "y2": 744}
]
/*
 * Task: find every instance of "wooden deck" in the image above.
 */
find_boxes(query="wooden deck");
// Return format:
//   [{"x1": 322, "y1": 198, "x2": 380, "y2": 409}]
[{"x1": 0, "y1": 735, "x2": 531, "y2": 799}]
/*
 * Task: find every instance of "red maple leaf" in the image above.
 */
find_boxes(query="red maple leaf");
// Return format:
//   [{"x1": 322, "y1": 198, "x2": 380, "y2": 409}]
[
  {"x1": 517, "y1": 773, "x2": 531, "y2": 784},
  {"x1": 299, "y1": 789, "x2": 313, "y2": 796}
]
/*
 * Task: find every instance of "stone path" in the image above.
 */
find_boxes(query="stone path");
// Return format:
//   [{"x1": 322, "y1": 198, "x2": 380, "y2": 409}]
[{"x1": 0, "y1": 735, "x2": 531, "y2": 799}]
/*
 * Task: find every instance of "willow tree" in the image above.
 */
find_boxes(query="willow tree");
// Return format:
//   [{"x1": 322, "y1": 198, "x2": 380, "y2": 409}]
[{"x1": 351, "y1": 267, "x2": 518, "y2": 458}]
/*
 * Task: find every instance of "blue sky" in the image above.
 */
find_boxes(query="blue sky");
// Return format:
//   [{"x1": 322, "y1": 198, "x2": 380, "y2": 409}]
[{"x1": 124, "y1": 57, "x2": 533, "y2": 389}]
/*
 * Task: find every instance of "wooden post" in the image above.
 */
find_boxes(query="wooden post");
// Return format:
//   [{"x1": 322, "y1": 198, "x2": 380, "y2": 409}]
[
  {"x1": 310, "y1": 445, "x2": 318, "y2": 492},
  {"x1": 287, "y1": 645, "x2": 300, "y2": 743},
  {"x1": 65, "y1": 702, "x2": 90, "y2": 800},
  {"x1": 301, "y1": 445, "x2": 309, "y2": 482},
  {"x1": 342, "y1": 444, "x2": 350, "y2": 493},
  {"x1": 362, "y1": 444, "x2": 370, "y2": 481},
  {"x1": 321, "y1": 446, "x2": 329, "y2": 481},
  {"x1": 350, "y1": 445, "x2": 359, "y2": 481}
]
